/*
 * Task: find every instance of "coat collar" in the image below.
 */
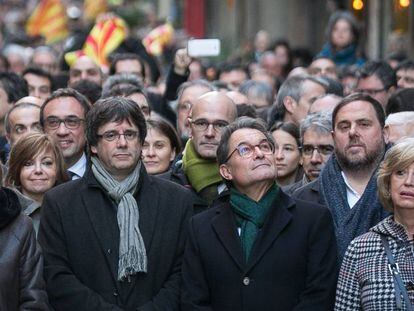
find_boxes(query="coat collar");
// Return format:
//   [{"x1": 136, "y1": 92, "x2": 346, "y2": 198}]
[{"x1": 211, "y1": 189, "x2": 294, "y2": 272}]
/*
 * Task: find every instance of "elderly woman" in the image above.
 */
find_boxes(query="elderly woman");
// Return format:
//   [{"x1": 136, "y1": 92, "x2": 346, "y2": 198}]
[
  {"x1": 335, "y1": 138, "x2": 414, "y2": 310},
  {"x1": 5, "y1": 133, "x2": 67, "y2": 233}
]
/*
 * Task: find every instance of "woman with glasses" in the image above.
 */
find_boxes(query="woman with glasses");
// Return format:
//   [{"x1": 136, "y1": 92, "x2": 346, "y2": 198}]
[
  {"x1": 335, "y1": 138, "x2": 414, "y2": 310},
  {"x1": 5, "y1": 133, "x2": 68, "y2": 234},
  {"x1": 270, "y1": 122, "x2": 303, "y2": 187},
  {"x1": 142, "y1": 118, "x2": 181, "y2": 175}
]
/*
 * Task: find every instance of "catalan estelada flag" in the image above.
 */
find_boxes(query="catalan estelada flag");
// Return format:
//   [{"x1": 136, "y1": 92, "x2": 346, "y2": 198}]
[
  {"x1": 26, "y1": 0, "x2": 69, "y2": 44},
  {"x1": 65, "y1": 16, "x2": 127, "y2": 68},
  {"x1": 142, "y1": 23, "x2": 174, "y2": 56},
  {"x1": 84, "y1": 0, "x2": 108, "y2": 22}
]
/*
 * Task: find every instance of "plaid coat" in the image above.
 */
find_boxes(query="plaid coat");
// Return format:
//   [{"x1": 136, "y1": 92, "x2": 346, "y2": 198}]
[{"x1": 335, "y1": 216, "x2": 414, "y2": 310}]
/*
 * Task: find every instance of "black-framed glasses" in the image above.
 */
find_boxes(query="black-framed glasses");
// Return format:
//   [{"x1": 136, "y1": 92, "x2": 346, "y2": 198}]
[
  {"x1": 190, "y1": 118, "x2": 229, "y2": 132},
  {"x1": 355, "y1": 88, "x2": 387, "y2": 96},
  {"x1": 302, "y1": 144, "x2": 334, "y2": 156},
  {"x1": 44, "y1": 117, "x2": 84, "y2": 130},
  {"x1": 226, "y1": 141, "x2": 274, "y2": 162},
  {"x1": 97, "y1": 130, "x2": 139, "y2": 142}
]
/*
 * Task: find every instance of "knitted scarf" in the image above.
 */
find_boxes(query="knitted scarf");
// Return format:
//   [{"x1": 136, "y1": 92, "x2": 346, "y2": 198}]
[
  {"x1": 182, "y1": 139, "x2": 222, "y2": 193},
  {"x1": 318, "y1": 43, "x2": 365, "y2": 67},
  {"x1": 230, "y1": 184, "x2": 279, "y2": 261},
  {"x1": 319, "y1": 154, "x2": 388, "y2": 260},
  {"x1": 91, "y1": 157, "x2": 147, "y2": 281}
]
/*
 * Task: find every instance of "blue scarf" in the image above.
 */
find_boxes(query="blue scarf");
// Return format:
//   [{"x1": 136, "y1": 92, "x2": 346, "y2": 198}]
[
  {"x1": 319, "y1": 154, "x2": 389, "y2": 260},
  {"x1": 318, "y1": 43, "x2": 365, "y2": 67}
]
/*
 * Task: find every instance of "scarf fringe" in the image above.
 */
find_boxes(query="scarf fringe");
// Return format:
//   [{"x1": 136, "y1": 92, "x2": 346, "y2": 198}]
[{"x1": 118, "y1": 246, "x2": 147, "y2": 282}]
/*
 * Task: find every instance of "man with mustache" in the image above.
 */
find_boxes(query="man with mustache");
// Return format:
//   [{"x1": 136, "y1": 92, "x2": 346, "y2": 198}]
[
  {"x1": 284, "y1": 112, "x2": 334, "y2": 194},
  {"x1": 161, "y1": 91, "x2": 237, "y2": 213},
  {"x1": 41, "y1": 89, "x2": 91, "y2": 180},
  {"x1": 293, "y1": 93, "x2": 389, "y2": 259}
]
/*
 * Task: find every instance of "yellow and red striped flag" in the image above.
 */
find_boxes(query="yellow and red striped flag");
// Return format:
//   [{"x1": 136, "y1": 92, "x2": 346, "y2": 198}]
[
  {"x1": 65, "y1": 16, "x2": 127, "y2": 68},
  {"x1": 26, "y1": 0, "x2": 69, "y2": 44},
  {"x1": 143, "y1": 23, "x2": 174, "y2": 56}
]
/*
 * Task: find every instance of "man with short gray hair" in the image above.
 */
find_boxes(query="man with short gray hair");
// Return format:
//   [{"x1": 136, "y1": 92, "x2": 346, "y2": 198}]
[
  {"x1": 384, "y1": 111, "x2": 414, "y2": 144},
  {"x1": 268, "y1": 75, "x2": 326, "y2": 126},
  {"x1": 284, "y1": 112, "x2": 334, "y2": 194}
]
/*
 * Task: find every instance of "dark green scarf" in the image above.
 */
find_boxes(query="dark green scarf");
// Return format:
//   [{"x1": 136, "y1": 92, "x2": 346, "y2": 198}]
[
  {"x1": 230, "y1": 184, "x2": 279, "y2": 261},
  {"x1": 182, "y1": 139, "x2": 222, "y2": 193}
]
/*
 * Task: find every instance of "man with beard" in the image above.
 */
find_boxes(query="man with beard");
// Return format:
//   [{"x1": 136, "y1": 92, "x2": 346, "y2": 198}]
[
  {"x1": 160, "y1": 91, "x2": 237, "y2": 213},
  {"x1": 293, "y1": 93, "x2": 389, "y2": 259}
]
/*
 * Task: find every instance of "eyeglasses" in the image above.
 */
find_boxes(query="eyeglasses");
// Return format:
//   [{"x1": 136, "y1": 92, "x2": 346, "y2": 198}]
[
  {"x1": 190, "y1": 119, "x2": 229, "y2": 132},
  {"x1": 302, "y1": 144, "x2": 334, "y2": 156},
  {"x1": 44, "y1": 117, "x2": 84, "y2": 130},
  {"x1": 97, "y1": 130, "x2": 139, "y2": 142},
  {"x1": 226, "y1": 141, "x2": 274, "y2": 162},
  {"x1": 355, "y1": 88, "x2": 387, "y2": 96}
]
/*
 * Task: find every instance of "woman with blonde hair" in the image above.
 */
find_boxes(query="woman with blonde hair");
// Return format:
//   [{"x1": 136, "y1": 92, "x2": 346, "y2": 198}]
[
  {"x1": 335, "y1": 138, "x2": 414, "y2": 310},
  {"x1": 5, "y1": 132, "x2": 68, "y2": 233}
]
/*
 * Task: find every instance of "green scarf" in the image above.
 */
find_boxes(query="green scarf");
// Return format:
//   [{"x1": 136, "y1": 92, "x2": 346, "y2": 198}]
[
  {"x1": 182, "y1": 139, "x2": 222, "y2": 193},
  {"x1": 230, "y1": 184, "x2": 279, "y2": 261}
]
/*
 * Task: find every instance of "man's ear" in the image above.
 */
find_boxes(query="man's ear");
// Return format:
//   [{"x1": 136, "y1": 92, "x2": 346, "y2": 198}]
[
  {"x1": 90, "y1": 145, "x2": 98, "y2": 155},
  {"x1": 383, "y1": 125, "x2": 390, "y2": 144},
  {"x1": 219, "y1": 163, "x2": 233, "y2": 181},
  {"x1": 283, "y1": 96, "x2": 297, "y2": 115}
]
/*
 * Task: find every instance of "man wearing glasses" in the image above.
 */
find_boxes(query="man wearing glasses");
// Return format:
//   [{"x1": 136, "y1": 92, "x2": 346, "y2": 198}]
[
  {"x1": 182, "y1": 117, "x2": 338, "y2": 310},
  {"x1": 161, "y1": 91, "x2": 237, "y2": 213},
  {"x1": 355, "y1": 60, "x2": 396, "y2": 109},
  {"x1": 284, "y1": 112, "x2": 334, "y2": 195},
  {"x1": 39, "y1": 97, "x2": 193, "y2": 310},
  {"x1": 41, "y1": 88, "x2": 91, "y2": 179}
]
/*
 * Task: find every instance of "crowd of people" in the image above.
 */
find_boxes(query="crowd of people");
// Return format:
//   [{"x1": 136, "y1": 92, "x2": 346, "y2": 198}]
[{"x1": 1, "y1": 4, "x2": 414, "y2": 310}]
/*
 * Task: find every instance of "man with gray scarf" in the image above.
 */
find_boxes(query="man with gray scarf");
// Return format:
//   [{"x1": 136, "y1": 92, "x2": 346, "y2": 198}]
[{"x1": 38, "y1": 97, "x2": 193, "y2": 310}]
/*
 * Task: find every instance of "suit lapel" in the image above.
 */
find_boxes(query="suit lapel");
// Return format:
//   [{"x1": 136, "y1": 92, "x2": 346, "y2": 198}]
[
  {"x1": 246, "y1": 191, "x2": 293, "y2": 272},
  {"x1": 211, "y1": 203, "x2": 245, "y2": 271}
]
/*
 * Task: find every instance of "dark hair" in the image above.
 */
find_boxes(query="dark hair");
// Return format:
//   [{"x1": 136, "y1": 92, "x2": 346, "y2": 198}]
[
  {"x1": 40, "y1": 88, "x2": 92, "y2": 128},
  {"x1": 270, "y1": 121, "x2": 301, "y2": 148},
  {"x1": 0, "y1": 54, "x2": 9, "y2": 71},
  {"x1": 0, "y1": 72, "x2": 28, "y2": 103},
  {"x1": 326, "y1": 10, "x2": 360, "y2": 46},
  {"x1": 357, "y1": 61, "x2": 397, "y2": 90},
  {"x1": 109, "y1": 53, "x2": 146, "y2": 79},
  {"x1": 22, "y1": 66, "x2": 54, "y2": 90},
  {"x1": 332, "y1": 93, "x2": 386, "y2": 128},
  {"x1": 236, "y1": 104, "x2": 257, "y2": 118},
  {"x1": 319, "y1": 76, "x2": 344, "y2": 96},
  {"x1": 395, "y1": 59, "x2": 414, "y2": 72},
  {"x1": 146, "y1": 118, "x2": 181, "y2": 154},
  {"x1": 70, "y1": 79, "x2": 102, "y2": 105},
  {"x1": 217, "y1": 117, "x2": 274, "y2": 165},
  {"x1": 386, "y1": 88, "x2": 414, "y2": 115},
  {"x1": 5, "y1": 133, "x2": 68, "y2": 188},
  {"x1": 86, "y1": 97, "x2": 147, "y2": 147}
]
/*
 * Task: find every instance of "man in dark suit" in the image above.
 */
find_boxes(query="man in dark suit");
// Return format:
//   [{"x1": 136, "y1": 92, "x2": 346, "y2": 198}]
[
  {"x1": 181, "y1": 117, "x2": 338, "y2": 310},
  {"x1": 38, "y1": 97, "x2": 193, "y2": 310}
]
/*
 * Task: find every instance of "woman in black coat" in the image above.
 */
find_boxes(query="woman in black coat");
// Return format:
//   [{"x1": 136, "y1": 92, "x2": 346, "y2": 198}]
[{"x1": 0, "y1": 186, "x2": 49, "y2": 310}]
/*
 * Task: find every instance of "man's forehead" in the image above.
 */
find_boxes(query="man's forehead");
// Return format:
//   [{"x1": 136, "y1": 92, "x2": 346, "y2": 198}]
[
  {"x1": 230, "y1": 128, "x2": 267, "y2": 146},
  {"x1": 10, "y1": 106, "x2": 40, "y2": 120},
  {"x1": 72, "y1": 57, "x2": 99, "y2": 70},
  {"x1": 335, "y1": 100, "x2": 378, "y2": 122}
]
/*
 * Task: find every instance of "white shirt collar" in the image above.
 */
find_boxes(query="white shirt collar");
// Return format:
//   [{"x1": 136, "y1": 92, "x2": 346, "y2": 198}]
[
  {"x1": 341, "y1": 171, "x2": 361, "y2": 209},
  {"x1": 67, "y1": 153, "x2": 87, "y2": 180}
]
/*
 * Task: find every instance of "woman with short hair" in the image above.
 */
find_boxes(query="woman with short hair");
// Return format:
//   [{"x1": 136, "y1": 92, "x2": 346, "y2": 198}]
[
  {"x1": 5, "y1": 133, "x2": 68, "y2": 233},
  {"x1": 335, "y1": 138, "x2": 414, "y2": 310}
]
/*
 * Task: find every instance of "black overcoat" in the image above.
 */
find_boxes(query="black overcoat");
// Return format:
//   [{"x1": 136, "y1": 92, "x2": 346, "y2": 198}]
[
  {"x1": 38, "y1": 167, "x2": 193, "y2": 311},
  {"x1": 181, "y1": 190, "x2": 338, "y2": 310}
]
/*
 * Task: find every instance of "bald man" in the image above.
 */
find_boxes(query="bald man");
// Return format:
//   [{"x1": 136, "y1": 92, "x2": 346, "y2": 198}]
[{"x1": 160, "y1": 91, "x2": 237, "y2": 212}]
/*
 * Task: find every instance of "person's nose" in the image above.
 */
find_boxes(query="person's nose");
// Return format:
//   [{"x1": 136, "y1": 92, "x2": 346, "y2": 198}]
[
  {"x1": 310, "y1": 149, "x2": 323, "y2": 164},
  {"x1": 204, "y1": 124, "x2": 215, "y2": 138},
  {"x1": 33, "y1": 162, "x2": 43, "y2": 175},
  {"x1": 81, "y1": 71, "x2": 88, "y2": 80},
  {"x1": 146, "y1": 145, "x2": 156, "y2": 157},
  {"x1": 275, "y1": 148, "x2": 284, "y2": 160},
  {"x1": 116, "y1": 134, "x2": 128, "y2": 148},
  {"x1": 253, "y1": 145, "x2": 265, "y2": 159},
  {"x1": 404, "y1": 170, "x2": 414, "y2": 186},
  {"x1": 348, "y1": 123, "x2": 359, "y2": 138},
  {"x1": 56, "y1": 121, "x2": 70, "y2": 136}
]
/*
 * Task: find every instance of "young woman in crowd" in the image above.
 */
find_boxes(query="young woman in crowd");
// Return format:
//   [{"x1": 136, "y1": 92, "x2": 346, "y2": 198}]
[
  {"x1": 142, "y1": 118, "x2": 181, "y2": 175},
  {"x1": 318, "y1": 10, "x2": 365, "y2": 67},
  {"x1": 0, "y1": 163, "x2": 49, "y2": 309},
  {"x1": 5, "y1": 133, "x2": 67, "y2": 233},
  {"x1": 335, "y1": 138, "x2": 414, "y2": 310},
  {"x1": 270, "y1": 122, "x2": 303, "y2": 187}
]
